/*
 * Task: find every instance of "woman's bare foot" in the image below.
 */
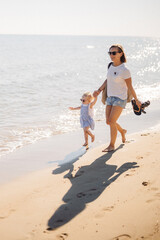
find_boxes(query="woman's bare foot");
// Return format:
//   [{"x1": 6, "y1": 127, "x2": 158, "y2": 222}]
[
  {"x1": 121, "y1": 129, "x2": 127, "y2": 143},
  {"x1": 83, "y1": 143, "x2": 88, "y2": 146},
  {"x1": 91, "y1": 135, "x2": 95, "y2": 142},
  {"x1": 102, "y1": 145, "x2": 115, "y2": 152}
]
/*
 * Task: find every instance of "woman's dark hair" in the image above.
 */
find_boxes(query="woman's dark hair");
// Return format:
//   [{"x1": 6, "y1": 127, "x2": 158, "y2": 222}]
[{"x1": 109, "y1": 44, "x2": 127, "y2": 63}]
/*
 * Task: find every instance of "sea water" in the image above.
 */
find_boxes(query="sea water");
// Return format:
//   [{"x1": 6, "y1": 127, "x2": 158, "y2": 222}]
[{"x1": 0, "y1": 35, "x2": 160, "y2": 157}]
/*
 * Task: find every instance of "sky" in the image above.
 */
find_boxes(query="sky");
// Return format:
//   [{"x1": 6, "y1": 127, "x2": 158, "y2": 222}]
[{"x1": 0, "y1": 0, "x2": 159, "y2": 37}]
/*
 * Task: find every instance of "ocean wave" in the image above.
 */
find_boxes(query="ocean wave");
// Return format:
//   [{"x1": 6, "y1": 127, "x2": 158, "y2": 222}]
[{"x1": 0, "y1": 127, "x2": 54, "y2": 158}]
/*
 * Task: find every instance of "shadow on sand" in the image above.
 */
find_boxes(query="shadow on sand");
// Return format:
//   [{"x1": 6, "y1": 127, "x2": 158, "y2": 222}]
[{"x1": 47, "y1": 144, "x2": 139, "y2": 230}]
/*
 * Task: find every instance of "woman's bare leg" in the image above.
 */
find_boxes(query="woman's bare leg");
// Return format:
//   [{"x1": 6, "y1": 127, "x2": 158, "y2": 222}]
[
  {"x1": 109, "y1": 106, "x2": 123, "y2": 148},
  {"x1": 105, "y1": 105, "x2": 112, "y2": 125},
  {"x1": 116, "y1": 123, "x2": 127, "y2": 143},
  {"x1": 105, "y1": 105, "x2": 127, "y2": 144},
  {"x1": 103, "y1": 106, "x2": 123, "y2": 152}
]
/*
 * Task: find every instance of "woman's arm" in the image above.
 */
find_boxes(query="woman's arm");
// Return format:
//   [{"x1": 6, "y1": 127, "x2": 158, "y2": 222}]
[
  {"x1": 90, "y1": 96, "x2": 97, "y2": 108},
  {"x1": 125, "y1": 78, "x2": 141, "y2": 107},
  {"x1": 93, "y1": 79, "x2": 107, "y2": 97},
  {"x1": 69, "y1": 106, "x2": 81, "y2": 110}
]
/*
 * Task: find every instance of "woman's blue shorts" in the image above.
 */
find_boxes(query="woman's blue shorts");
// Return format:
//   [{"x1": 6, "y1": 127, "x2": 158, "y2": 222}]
[{"x1": 106, "y1": 96, "x2": 127, "y2": 109}]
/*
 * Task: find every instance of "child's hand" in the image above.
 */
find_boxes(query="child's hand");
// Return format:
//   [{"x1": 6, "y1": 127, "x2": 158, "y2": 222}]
[
  {"x1": 69, "y1": 106, "x2": 81, "y2": 110},
  {"x1": 93, "y1": 91, "x2": 99, "y2": 98}
]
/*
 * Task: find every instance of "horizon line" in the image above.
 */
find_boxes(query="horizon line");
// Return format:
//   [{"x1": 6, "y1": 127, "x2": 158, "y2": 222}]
[{"x1": 0, "y1": 33, "x2": 158, "y2": 39}]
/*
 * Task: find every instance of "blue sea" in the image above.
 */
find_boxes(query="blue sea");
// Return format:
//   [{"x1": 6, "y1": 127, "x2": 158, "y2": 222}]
[{"x1": 0, "y1": 35, "x2": 160, "y2": 157}]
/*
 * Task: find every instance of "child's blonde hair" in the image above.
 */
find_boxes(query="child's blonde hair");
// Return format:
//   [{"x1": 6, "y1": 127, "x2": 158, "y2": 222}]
[{"x1": 83, "y1": 92, "x2": 94, "y2": 102}]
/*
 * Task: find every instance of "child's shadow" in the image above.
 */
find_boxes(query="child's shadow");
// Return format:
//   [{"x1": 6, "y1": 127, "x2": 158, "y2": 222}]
[
  {"x1": 52, "y1": 147, "x2": 87, "y2": 177},
  {"x1": 47, "y1": 144, "x2": 139, "y2": 230}
]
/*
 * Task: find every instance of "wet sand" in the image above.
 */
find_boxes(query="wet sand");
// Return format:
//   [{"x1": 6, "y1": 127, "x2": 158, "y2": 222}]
[{"x1": 0, "y1": 130, "x2": 160, "y2": 240}]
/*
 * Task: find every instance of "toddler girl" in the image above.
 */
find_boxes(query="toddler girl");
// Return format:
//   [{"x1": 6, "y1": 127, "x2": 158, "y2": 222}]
[{"x1": 69, "y1": 92, "x2": 97, "y2": 148}]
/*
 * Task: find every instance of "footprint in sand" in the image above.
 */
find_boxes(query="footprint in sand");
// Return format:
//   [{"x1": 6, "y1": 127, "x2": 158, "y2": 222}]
[
  {"x1": 88, "y1": 188, "x2": 97, "y2": 192},
  {"x1": 112, "y1": 234, "x2": 131, "y2": 240},
  {"x1": 142, "y1": 133, "x2": 150, "y2": 136},
  {"x1": 56, "y1": 219, "x2": 64, "y2": 223},
  {"x1": 146, "y1": 199, "x2": 156, "y2": 203},
  {"x1": 125, "y1": 140, "x2": 135, "y2": 143},
  {"x1": 76, "y1": 192, "x2": 86, "y2": 198},
  {"x1": 141, "y1": 133, "x2": 150, "y2": 136},
  {"x1": 95, "y1": 212, "x2": 105, "y2": 218},
  {"x1": 103, "y1": 206, "x2": 114, "y2": 212},
  {"x1": 155, "y1": 192, "x2": 160, "y2": 198},
  {"x1": 124, "y1": 169, "x2": 136, "y2": 177},
  {"x1": 0, "y1": 209, "x2": 16, "y2": 220},
  {"x1": 136, "y1": 156, "x2": 143, "y2": 160},
  {"x1": 142, "y1": 181, "x2": 149, "y2": 186},
  {"x1": 124, "y1": 173, "x2": 133, "y2": 177},
  {"x1": 77, "y1": 188, "x2": 98, "y2": 198},
  {"x1": 150, "y1": 187, "x2": 159, "y2": 191},
  {"x1": 25, "y1": 232, "x2": 35, "y2": 239},
  {"x1": 47, "y1": 221, "x2": 65, "y2": 231},
  {"x1": 57, "y1": 233, "x2": 68, "y2": 240},
  {"x1": 74, "y1": 170, "x2": 85, "y2": 178}
]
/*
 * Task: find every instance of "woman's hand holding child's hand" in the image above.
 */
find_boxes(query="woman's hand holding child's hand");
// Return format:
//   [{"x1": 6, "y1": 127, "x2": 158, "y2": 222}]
[
  {"x1": 93, "y1": 91, "x2": 99, "y2": 98},
  {"x1": 69, "y1": 107, "x2": 74, "y2": 110}
]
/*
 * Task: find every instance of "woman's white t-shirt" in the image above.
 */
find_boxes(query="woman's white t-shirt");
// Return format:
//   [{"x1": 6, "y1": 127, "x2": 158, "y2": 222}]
[{"x1": 107, "y1": 63, "x2": 131, "y2": 100}]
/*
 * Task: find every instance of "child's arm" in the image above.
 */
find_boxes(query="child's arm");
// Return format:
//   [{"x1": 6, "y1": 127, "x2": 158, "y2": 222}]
[
  {"x1": 90, "y1": 96, "x2": 97, "y2": 108},
  {"x1": 69, "y1": 106, "x2": 81, "y2": 110}
]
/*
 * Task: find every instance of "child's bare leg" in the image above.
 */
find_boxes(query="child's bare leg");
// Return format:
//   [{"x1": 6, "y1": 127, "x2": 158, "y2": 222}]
[
  {"x1": 83, "y1": 128, "x2": 88, "y2": 146},
  {"x1": 85, "y1": 127, "x2": 95, "y2": 142}
]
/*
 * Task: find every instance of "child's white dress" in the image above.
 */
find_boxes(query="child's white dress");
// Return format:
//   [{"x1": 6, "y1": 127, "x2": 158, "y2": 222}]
[{"x1": 80, "y1": 103, "x2": 95, "y2": 130}]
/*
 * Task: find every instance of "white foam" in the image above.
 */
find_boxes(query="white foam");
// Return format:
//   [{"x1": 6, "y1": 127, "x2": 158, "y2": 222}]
[
  {"x1": 0, "y1": 127, "x2": 54, "y2": 158},
  {"x1": 86, "y1": 45, "x2": 95, "y2": 49},
  {"x1": 149, "y1": 123, "x2": 160, "y2": 132}
]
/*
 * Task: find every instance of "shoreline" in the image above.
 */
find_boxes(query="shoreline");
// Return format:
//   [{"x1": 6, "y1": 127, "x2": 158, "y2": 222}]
[
  {"x1": 0, "y1": 98, "x2": 160, "y2": 185},
  {"x1": 0, "y1": 124, "x2": 159, "y2": 187},
  {"x1": 0, "y1": 129, "x2": 160, "y2": 239}
]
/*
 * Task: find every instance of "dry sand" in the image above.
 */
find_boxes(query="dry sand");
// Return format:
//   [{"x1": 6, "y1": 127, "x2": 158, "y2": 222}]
[{"x1": 0, "y1": 130, "x2": 160, "y2": 240}]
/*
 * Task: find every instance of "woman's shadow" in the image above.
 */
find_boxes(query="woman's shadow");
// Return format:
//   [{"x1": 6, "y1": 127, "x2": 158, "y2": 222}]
[{"x1": 47, "y1": 144, "x2": 139, "y2": 230}]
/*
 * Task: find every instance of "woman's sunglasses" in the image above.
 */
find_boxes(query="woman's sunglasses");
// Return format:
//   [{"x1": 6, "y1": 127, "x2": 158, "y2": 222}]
[
  {"x1": 80, "y1": 99, "x2": 85, "y2": 103},
  {"x1": 108, "y1": 51, "x2": 120, "y2": 56}
]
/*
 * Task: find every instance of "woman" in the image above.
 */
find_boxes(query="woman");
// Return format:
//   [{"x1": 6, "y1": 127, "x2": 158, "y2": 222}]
[{"x1": 94, "y1": 44, "x2": 141, "y2": 152}]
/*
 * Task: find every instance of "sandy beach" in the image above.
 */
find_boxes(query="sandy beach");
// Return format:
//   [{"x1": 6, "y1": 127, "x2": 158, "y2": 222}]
[
  {"x1": 0, "y1": 129, "x2": 160, "y2": 240},
  {"x1": 0, "y1": 4, "x2": 159, "y2": 239}
]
